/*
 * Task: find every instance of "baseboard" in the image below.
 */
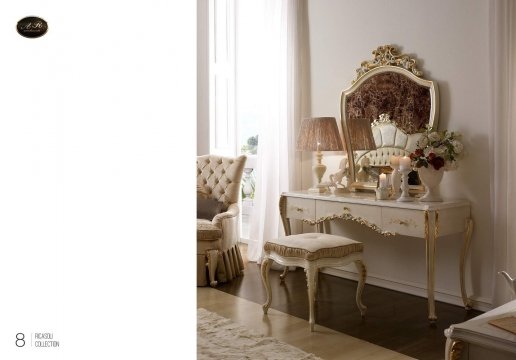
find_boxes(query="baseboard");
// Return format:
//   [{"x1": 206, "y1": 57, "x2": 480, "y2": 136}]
[{"x1": 321, "y1": 267, "x2": 493, "y2": 313}]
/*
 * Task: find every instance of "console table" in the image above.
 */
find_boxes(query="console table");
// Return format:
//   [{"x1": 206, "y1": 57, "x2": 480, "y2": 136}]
[
  {"x1": 280, "y1": 191, "x2": 473, "y2": 322},
  {"x1": 445, "y1": 299, "x2": 516, "y2": 359}
]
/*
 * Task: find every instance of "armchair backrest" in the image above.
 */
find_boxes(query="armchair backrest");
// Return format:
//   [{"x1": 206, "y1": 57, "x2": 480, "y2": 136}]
[{"x1": 197, "y1": 154, "x2": 247, "y2": 209}]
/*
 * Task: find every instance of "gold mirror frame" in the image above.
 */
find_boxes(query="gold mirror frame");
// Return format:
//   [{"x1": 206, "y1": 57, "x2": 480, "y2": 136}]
[{"x1": 340, "y1": 45, "x2": 439, "y2": 193}]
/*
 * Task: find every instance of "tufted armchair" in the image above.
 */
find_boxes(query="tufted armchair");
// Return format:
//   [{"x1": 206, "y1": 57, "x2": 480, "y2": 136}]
[{"x1": 197, "y1": 154, "x2": 246, "y2": 287}]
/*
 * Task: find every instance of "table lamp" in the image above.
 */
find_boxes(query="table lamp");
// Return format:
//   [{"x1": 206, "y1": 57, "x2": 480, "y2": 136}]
[
  {"x1": 348, "y1": 118, "x2": 376, "y2": 184},
  {"x1": 297, "y1": 117, "x2": 344, "y2": 193},
  {"x1": 348, "y1": 118, "x2": 376, "y2": 152}
]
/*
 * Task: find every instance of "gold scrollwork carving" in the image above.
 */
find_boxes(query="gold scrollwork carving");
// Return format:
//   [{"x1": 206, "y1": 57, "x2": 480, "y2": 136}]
[
  {"x1": 371, "y1": 113, "x2": 398, "y2": 128},
  {"x1": 449, "y1": 340, "x2": 464, "y2": 360},
  {"x1": 354, "y1": 45, "x2": 423, "y2": 82},
  {"x1": 302, "y1": 212, "x2": 396, "y2": 237}
]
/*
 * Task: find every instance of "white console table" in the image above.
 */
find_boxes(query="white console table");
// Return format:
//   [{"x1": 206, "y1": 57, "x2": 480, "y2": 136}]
[
  {"x1": 280, "y1": 191, "x2": 473, "y2": 322},
  {"x1": 445, "y1": 300, "x2": 516, "y2": 360}
]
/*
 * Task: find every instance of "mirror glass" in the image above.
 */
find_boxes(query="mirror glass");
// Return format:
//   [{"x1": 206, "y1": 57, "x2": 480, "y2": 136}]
[{"x1": 340, "y1": 45, "x2": 439, "y2": 192}]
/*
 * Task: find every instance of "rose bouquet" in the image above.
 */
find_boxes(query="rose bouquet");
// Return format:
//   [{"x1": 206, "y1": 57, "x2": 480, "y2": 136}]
[{"x1": 409, "y1": 126, "x2": 464, "y2": 171}]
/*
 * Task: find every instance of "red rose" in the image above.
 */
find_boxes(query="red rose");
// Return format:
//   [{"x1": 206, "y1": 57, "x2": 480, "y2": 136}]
[{"x1": 429, "y1": 157, "x2": 445, "y2": 170}]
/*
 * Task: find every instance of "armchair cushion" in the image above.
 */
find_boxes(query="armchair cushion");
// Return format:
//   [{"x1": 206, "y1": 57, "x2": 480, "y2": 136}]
[
  {"x1": 197, "y1": 197, "x2": 224, "y2": 221},
  {"x1": 197, "y1": 219, "x2": 222, "y2": 241}
]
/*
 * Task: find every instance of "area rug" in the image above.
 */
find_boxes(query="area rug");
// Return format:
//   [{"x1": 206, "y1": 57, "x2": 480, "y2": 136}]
[{"x1": 197, "y1": 308, "x2": 323, "y2": 360}]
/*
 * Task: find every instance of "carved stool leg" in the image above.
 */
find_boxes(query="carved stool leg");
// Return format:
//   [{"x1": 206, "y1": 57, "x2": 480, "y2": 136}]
[
  {"x1": 260, "y1": 258, "x2": 273, "y2": 314},
  {"x1": 313, "y1": 268, "x2": 319, "y2": 301},
  {"x1": 279, "y1": 266, "x2": 289, "y2": 282},
  {"x1": 206, "y1": 249, "x2": 219, "y2": 287},
  {"x1": 305, "y1": 263, "x2": 317, "y2": 332},
  {"x1": 354, "y1": 259, "x2": 367, "y2": 316}
]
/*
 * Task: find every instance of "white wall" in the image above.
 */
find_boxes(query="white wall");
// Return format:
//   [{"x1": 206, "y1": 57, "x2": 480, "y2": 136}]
[{"x1": 308, "y1": 0, "x2": 492, "y2": 309}]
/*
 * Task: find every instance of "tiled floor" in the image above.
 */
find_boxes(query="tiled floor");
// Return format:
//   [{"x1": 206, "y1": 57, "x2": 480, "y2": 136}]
[{"x1": 197, "y1": 287, "x2": 415, "y2": 360}]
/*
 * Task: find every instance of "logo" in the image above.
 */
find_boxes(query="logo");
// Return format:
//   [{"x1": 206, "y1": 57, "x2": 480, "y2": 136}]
[{"x1": 17, "y1": 17, "x2": 48, "y2": 38}]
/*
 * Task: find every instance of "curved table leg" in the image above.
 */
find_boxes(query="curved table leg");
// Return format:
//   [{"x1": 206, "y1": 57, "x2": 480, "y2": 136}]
[
  {"x1": 426, "y1": 211, "x2": 437, "y2": 323},
  {"x1": 354, "y1": 259, "x2": 367, "y2": 316},
  {"x1": 261, "y1": 258, "x2": 273, "y2": 314},
  {"x1": 460, "y1": 218, "x2": 474, "y2": 310}
]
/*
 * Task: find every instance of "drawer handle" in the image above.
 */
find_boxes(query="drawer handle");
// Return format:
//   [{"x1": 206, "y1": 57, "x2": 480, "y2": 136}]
[
  {"x1": 295, "y1": 207, "x2": 305, "y2": 213},
  {"x1": 392, "y1": 219, "x2": 409, "y2": 226},
  {"x1": 343, "y1": 207, "x2": 351, "y2": 213}
]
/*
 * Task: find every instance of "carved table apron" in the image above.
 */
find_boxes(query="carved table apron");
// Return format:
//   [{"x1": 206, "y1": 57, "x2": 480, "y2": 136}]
[{"x1": 279, "y1": 191, "x2": 473, "y2": 322}]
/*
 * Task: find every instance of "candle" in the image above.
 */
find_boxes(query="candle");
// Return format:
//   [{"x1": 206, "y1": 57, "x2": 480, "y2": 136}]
[
  {"x1": 317, "y1": 142, "x2": 320, "y2": 151},
  {"x1": 399, "y1": 156, "x2": 411, "y2": 170},
  {"x1": 390, "y1": 155, "x2": 399, "y2": 168},
  {"x1": 379, "y1": 173, "x2": 387, "y2": 188}
]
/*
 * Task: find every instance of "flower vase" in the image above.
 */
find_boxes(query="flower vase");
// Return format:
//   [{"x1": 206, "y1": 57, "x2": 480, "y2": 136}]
[{"x1": 418, "y1": 166, "x2": 444, "y2": 202}]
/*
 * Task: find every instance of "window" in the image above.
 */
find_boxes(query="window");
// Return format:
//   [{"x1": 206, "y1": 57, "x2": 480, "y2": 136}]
[
  {"x1": 208, "y1": 0, "x2": 236, "y2": 156},
  {"x1": 209, "y1": 0, "x2": 262, "y2": 241}
]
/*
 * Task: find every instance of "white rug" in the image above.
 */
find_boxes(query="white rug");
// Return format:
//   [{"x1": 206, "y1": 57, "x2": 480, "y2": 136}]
[{"x1": 197, "y1": 308, "x2": 323, "y2": 360}]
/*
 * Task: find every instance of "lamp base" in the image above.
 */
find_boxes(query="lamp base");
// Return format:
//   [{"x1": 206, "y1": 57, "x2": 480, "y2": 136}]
[
  {"x1": 308, "y1": 184, "x2": 329, "y2": 194},
  {"x1": 396, "y1": 195, "x2": 414, "y2": 202},
  {"x1": 332, "y1": 187, "x2": 350, "y2": 195}
]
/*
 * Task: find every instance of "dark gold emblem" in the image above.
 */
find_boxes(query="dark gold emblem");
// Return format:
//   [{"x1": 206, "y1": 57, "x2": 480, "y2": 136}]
[{"x1": 17, "y1": 17, "x2": 48, "y2": 38}]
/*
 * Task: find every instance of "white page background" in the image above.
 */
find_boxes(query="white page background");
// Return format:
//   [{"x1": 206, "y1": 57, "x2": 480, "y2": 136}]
[{"x1": 0, "y1": 1, "x2": 195, "y2": 358}]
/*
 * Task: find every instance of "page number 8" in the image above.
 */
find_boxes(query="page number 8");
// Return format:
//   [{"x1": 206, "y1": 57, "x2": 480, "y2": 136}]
[{"x1": 16, "y1": 333, "x2": 25, "y2": 347}]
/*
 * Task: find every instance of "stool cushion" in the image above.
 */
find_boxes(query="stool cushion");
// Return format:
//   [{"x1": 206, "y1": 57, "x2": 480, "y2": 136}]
[
  {"x1": 197, "y1": 219, "x2": 222, "y2": 241},
  {"x1": 264, "y1": 233, "x2": 363, "y2": 261}
]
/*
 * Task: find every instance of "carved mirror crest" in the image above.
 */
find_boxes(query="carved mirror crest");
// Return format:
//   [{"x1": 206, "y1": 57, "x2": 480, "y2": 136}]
[{"x1": 340, "y1": 45, "x2": 439, "y2": 192}]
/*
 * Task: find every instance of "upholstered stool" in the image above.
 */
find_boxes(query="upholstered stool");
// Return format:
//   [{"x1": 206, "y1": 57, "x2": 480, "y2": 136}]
[{"x1": 261, "y1": 233, "x2": 367, "y2": 332}]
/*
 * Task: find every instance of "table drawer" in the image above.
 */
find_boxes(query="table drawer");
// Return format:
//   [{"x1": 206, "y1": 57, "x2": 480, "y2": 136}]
[
  {"x1": 316, "y1": 201, "x2": 382, "y2": 226},
  {"x1": 285, "y1": 197, "x2": 316, "y2": 221},
  {"x1": 381, "y1": 208, "x2": 426, "y2": 237}
]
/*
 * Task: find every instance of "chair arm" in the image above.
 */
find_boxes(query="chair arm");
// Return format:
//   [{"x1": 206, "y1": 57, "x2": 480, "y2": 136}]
[{"x1": 212, "y1": 203, "x2": 239, "y2": 227}]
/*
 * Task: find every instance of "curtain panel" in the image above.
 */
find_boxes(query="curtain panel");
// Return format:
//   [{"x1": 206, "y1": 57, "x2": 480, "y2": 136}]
[
  {"x1": 489, "y1": 0, "x2": 516, "y2": 306},
  {"x1": 247, "y1": 0, "x2": 310, "y2": 263}
]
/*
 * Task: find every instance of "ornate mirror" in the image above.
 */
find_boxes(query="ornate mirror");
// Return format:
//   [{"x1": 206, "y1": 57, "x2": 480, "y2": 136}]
[{"x1": 340, "y1": 45, "x2": 439, "y2": 192}]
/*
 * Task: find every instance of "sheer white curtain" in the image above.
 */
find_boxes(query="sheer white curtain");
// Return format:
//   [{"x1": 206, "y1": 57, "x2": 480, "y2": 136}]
[
  {"x1": 246, "y1": 0, "x2": 310, "y2": 263},
  {"x1": 489, "y1": 0, "x2": 516, "y2": 306}
]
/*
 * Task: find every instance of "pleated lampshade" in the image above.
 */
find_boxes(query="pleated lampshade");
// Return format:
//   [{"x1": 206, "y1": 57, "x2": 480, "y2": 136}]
[
  {"x1": 347, "y1": 118, "x2": 376, "y2": 151},
  {"x1": 296, "y1": 117, "x2": 344, "y2": 152}
]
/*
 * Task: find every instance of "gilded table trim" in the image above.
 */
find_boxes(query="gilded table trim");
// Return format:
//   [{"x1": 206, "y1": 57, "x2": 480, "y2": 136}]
[{"x1": 301, "y1": 212, "x2": 396, "y2": 237}]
